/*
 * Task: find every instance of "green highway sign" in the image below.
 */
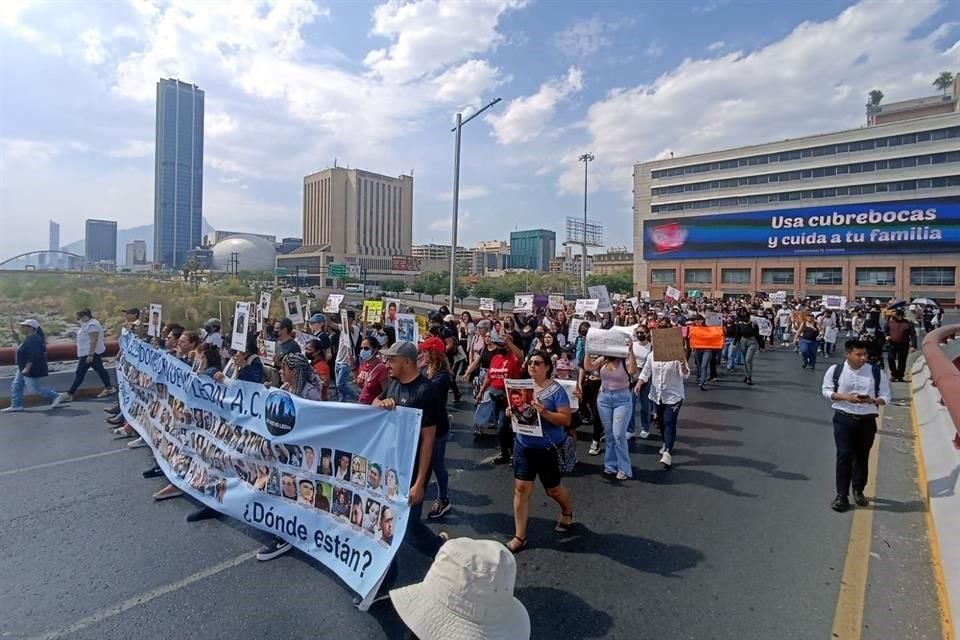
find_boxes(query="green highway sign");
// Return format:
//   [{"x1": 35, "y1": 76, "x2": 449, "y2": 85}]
[
  {"x1": 274, "y1": 267, "x2": 288, "y2": 276},
  {"x1": 329, "y1": 263, "x2": 346, "y2": 278}
]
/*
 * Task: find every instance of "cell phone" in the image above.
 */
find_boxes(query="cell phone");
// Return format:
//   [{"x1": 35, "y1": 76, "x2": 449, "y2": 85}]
[{"x1": 856, "y1": 394, "x2": 870, "y2": 400}]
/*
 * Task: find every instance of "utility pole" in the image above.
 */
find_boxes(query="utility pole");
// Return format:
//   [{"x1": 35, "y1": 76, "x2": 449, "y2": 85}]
[
  {"x1": 449, "y1": 97, "x2": 502, "y2": 313},
  {"x1": 578, "y1": 153, "x2": 594, "y2": 297}
]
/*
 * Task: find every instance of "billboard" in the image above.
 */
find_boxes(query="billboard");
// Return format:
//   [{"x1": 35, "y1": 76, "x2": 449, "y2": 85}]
[{"x1": 643, "y1": 199, "x2": 960, "y2": 260}]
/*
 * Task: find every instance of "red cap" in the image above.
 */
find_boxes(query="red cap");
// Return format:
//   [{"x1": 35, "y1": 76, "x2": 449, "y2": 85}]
[{"x1": 419, "y1": 336, "x2": 446, "y2": 354}]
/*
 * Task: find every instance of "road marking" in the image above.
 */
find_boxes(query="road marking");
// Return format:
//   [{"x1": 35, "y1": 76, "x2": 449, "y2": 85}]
[
  {"x1": 23, "y1": 551, "x2": 257, "y2": 640},
  {"x1": 909, "y1": 384, "x2": 954, "y2": 640},
  {"x1": 0, "y1": 448, "x2": 128, "y2": 477},
  {"x1": 830, "y1": 408, "x2": 882, "y2": 640}
]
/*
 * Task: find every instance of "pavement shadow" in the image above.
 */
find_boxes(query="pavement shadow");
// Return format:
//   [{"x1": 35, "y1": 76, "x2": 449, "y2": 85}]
[
  {"x1": 633, "y1": 466, "x2": 757, "y2": 498},
  {"x1": 517, "y1": 586, "x2": 614, "y2": 640},
  {"x1": 869, "y1": 497, "x2": 927, "y2": 513},
  {"x1": 930, "y1": 464, "x2": 960, "y2": 498},
  {"x1": 681, "y1": 451, "x2": 809, "y2": 481},
  {"x1": 682, "y1": 419, "x2": 743, "y2": 432},
  {"x1": 442, "y1": 486, "x2": 493, "y2": 508}
]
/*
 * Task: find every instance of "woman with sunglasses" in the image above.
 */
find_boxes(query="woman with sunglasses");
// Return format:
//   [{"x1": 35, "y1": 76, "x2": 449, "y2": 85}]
[{"x1": 505, "y1": 350, "x2": 574, "y2": 554}]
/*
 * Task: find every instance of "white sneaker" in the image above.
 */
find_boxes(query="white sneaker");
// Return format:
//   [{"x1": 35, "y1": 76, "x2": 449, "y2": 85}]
[
  {"x1": 49, "y1": 393, "x2": 67, "y2": 409},
  {"x1": 588, "y1": 441, "x2": 600, "y2": 456},
  {"x1": 1, "y1": 406, "x2": 24, "y2": 413},
  {"x1": 626, "y1": 431, "x2": 635, "y2": 441},
  {"x1": 639, "y1": 430, "x2": 650, "y2": 439},
  {"x1": 660, "y1": 451, "x2": 672, "y2": 468},
  {"x1": 127, "y1": 437, "x2": 147, "y2": 449},
  {"x1": 658, "y1": 445, "x2": 666, "y2": 455}
]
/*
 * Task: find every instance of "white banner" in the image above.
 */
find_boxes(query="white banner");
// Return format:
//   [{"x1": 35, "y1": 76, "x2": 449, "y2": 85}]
[
  {"x1": 479, "y1": 298, "x2": 495, "y2": 312},
  {"x1": 824, "y1": 295, "x2": 847, "y2": 310},
  {"x1": 769, "y1": 291, "x2": 786, "y2": 304},
  {"x1": 575, "y1": 299, "x2": 599, "y2": 315},
  {"x1": 585, "y1": 327, "x2": 631, "y2": 358},
  {"x1": 587, "y1": 285, "x2": 613, "y2": 313},
  {"x1": 283, "y1": 296, "x2": 303, "y2": 325}
]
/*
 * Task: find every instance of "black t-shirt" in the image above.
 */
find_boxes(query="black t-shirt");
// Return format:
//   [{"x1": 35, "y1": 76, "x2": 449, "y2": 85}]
[
  {"x1": 378, "y1": 374, "x2": 441, "y2": 482},
  {"x1": 799, "y1": 325, "x2": 819, "y2": 341},
  {"x1": 275, "y1": 337, "x2": 301, "y2": 365}
]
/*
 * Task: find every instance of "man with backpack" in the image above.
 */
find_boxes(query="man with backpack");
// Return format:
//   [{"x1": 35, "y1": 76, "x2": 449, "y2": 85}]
[{"x1": 821, "y1": 339, "x2": 891, "y2": 512}]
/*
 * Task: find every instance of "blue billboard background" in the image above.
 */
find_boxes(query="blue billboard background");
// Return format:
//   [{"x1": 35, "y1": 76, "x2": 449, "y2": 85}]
[{"x1": 642, "y1": 199, "x2": 960, "y2": 260}]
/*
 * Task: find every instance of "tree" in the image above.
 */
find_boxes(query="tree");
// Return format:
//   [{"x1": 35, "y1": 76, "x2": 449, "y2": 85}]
[
  {"x1": 932, "y1": 71, "x2": 954, "y2": 96},
  {"x1": 423, "y1": 274, "x2": 444, "y2": 303},
  {"x1": 587, "y1": 270, "x2": 633, "y2": 295},
  {"x1": 492, "y1": 280, "x2": 515, "y2": 311},
  {"x1": 380, "y1": 278, "x2": 405, "y2": 294},
  {"x1": 867, "y1": 89, "x2": 883, "y2": 106},
  {"x1": 410, "y1": 276, "x2": 427, "y2": 301}
]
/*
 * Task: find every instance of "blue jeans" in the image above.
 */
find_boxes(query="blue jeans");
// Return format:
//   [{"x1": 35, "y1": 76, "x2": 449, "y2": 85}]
[
  {"x1": 635, "y1": 380, "x2": 651, "y2": 433},
  {"x1": 598, "y1": 388, "x2": 633, "y2": 477},
  {"x1": 68, "y1": 353, "x2": 112, "y2": 394},
  {"x1": 738, "y1": 338, "x2": 759, "y2": 379},
  {"x1": 431, "y1": 434, "x2": 449, "y2": 501},
  {"x1": 656, "y1": 400, "x2": 683, "y2": 452},
  {"x1": 693, "y1": 350, "x2": 712, "y2": 385},
  {"x1": 799, "y1": 338, "x2": 818, "y2": 369},
  {"x1": 724, "y1": 338, "x2": 741, "y2": 369},
  {"x1": 334, "y1": 362, "x2": 358, "y2": 402},
  {"x1": 11, "y1": 372, "x2": 58, "y2": 408}
]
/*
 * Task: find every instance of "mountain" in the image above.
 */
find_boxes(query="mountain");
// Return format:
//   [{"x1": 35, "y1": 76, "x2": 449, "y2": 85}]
[{"x1": 62, "y1": 218, "x2": 215, "y2": 264}]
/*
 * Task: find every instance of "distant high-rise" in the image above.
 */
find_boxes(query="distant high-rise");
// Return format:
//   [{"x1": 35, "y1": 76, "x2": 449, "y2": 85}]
[
  {"x1": 509, "y1": 229, "x2": 556, "y2": 271},
  {"x1": 48, "y1": 220, "x2": 59, "y2": 251},
  {"x1": 85, "y1": 219, "x2": 117, "y2": 264},
  {"x1": 154, "y1": 78, "x2": 204, "y2": 269},
  {"x1": 125, "y1": 240, "x2": 147, "y2": 266}
]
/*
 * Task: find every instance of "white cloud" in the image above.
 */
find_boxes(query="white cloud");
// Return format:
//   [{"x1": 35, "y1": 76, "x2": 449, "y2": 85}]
[
  {"x1": 434, "y1": 186, "x2": 490, "y2": 201},
  {"x1": 0, "y1": 138, "x2": 61, "y2": 168},
  {"x1": 80, "y1": 29, "x2": 107, "y2": 65},
  {"x1": 107, "y1": 139, "x2": 153, "y2": 158},
  {"x1": 554, "y1": 17, "x2": 611, "y2": 56},
  {"x1": 707, "y1": 40, "x2": 725, "y2": 52},
  {"x1": 206, "y1": 110, "x2": 236, "y2": 138},
  {"x1": 558, "y1": 0, "x2": 958, "y2": 195},
  {"x1": 431, "y1": 59, "x2": 503, "y2": 109},
  {"x1": 428, "y1": 209, "x2": 474, "y2": 232},
  {"x1": 0, "y1": 0, "x2": 62, "y2": 55},
  {"x1": 645, "y1": 41, "x2": 663, "y2": 58},
  {"x1": 487, "y1": 66, "x2": 584, "y2": 145}
]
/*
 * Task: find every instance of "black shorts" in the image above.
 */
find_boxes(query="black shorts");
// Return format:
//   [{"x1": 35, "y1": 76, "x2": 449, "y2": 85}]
[{"x1": 513, "y1": 445, "x2": 561, "y2": 489}]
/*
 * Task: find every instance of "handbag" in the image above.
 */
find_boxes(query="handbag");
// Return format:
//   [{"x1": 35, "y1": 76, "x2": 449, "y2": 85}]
[{"x1": 552, "y1": 433, "x2": 577, "y2": 474}]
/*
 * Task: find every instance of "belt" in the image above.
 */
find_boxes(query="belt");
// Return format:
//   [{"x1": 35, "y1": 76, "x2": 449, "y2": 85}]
[{"x1": 834, "y1": 410, "x2": 878, "y2": 420}]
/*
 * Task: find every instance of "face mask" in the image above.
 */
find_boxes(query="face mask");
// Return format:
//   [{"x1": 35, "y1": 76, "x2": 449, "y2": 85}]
[
  {"x1": 636, "y1": 334, "x2": 648, "y2": 341},
  {"x1": 359, "y1": 348, "x2": 374, "y2": 361}
]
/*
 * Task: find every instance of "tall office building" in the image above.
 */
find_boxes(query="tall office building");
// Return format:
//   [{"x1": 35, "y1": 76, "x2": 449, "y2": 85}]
[
  {"x1": 154, "y1": 78, "x2": 204, "y2": 268},
  {"x1": 125, "y1": 240, "x2": 147, "y2": 266},
  {"x1": 49, "y1": 220, "x2": 59, "y2": 251},
  {"x1": 85, "y1": 219, "x2": 118, "y2": 264},
  {"x1": 509, "y1": 229, "x2": 556, "y2": 271}
]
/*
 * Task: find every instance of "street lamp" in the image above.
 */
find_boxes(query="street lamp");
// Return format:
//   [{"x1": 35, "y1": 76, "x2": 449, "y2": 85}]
[
  {"x1": 449, "y1": 97, "x2": 502, "y2": 313},
  {"x1": 578, "y1": 153, "x2": 594, "y2": 296}
]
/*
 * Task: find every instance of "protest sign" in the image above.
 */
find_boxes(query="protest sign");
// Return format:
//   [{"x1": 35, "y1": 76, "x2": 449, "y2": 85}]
[
  {"x1": 688, "y1": 326, "x2": 724, "y2": 350},
  {"x1": 258, "y1": 292, "x2": 272, "y2": 332},
  {"x1": 640, "y1": 290, "x2": 651, "y2": 301},
  {"x1": 587, "y1": 285, "x2": 613, "y2": 313},
  {"x1": 479, "y1": 298, "x2": 495, "y2": 312},
  {"x1": 770, "y1": 291, "x2": 787, "y2": 304},
  {"x1": 556, "y1": 379, "x2": 579, "y2": 411},
  {"x1": 705, "y1": 311, "x2": 722, "y2": 327},
  {"x1": 824, "y1": 326, "x2": 839, "y2": 344},
  {"x1": 324, "y1": 294, "x2": 344, "y2": 314},
  {"x1": 264, "y1": 340, "x2": 277, "y2": 360},
  {"x1": 395, "y1": 313, "x2": 418, "y2": 343},
  {"x1": 504, "y1": 379, "x2": 543, "y2": 437},
  {"x1": 362, "y1": 300, "x2": 383, "y2": 324},
  {"x1": 514, "y1": 294, "x2": 534, "y2": 313},
  {"x1": 567, "y1": 318, "x2": 598, "y2": 344},
  {"x1": 762, "y1": 301, "x2": 774, "y2": 309},
  {"x1": 688, "y1": 289, "x2": 702, "y2": 298},
  {"x1": 652, "y1": 327, "x2": 685, "y2": 361},
  {"x1": 116, "y1": 331, "x2": 420, "y2": 602},
  {"x1": 548, "y1": 295, "x2": 565, "y2": 310},
  {"x1": 627, "y1": 296, "x2": 639, "y2": 311},
  {"x1": 756, "y1": 317, "x2": 773, "y2": 337},
  {"x1": 340, "y1": 310, "x2": 350, "y2": 340},
  {"x1": 255, "y1": 306, "x2": 263, "y2": 333},
  {"x1": 283, "y1": 296, "x2": 303, "y2": 325},
  {"x1": 585, "y1": 327, "x2": 631, "y2": 358},
  {"x1": 665, "y1": 285, "x2": 682, "y2": 301},
  {"x1": 415, "y1": 315, "x2": 428, "y2": 340},
  {"x1": 383, "y1": 299, "x2": 401, "y2": 327},
  {"x1": 823, "y1": 295, "x2": 847, "y2": 310},
  {"x1": 231, "y1": 302, "x2": 250, "y2": 352},
  {"x1": 147, "y1": 304, "x2": 162, "y2": 338},
  {"x1": 575, "y1": 299, "x2": 599, "y2": 315}
]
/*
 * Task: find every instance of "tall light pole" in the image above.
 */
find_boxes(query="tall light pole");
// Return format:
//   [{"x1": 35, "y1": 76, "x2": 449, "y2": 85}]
[
  {"x1": 449, "y1": 97, "x2": 502, "y2": 313},
  {"x1": 578, "y1": 153, "x2": 594, "y2": 296}
]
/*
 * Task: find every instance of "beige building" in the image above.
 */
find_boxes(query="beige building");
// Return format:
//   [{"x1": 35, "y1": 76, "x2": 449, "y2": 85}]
[
  {"x1": 279, "y1": 166, "x2": 414, "y2": 284},
  {"x1": 868, "y1": 76, "x2": 959, "y2": 126},
  {"x1": 592, "y1": 247, "x2": 633, "y2": 276},
  {"x1": 634, "y1": 109, "x2": 960, "y2": 305}
]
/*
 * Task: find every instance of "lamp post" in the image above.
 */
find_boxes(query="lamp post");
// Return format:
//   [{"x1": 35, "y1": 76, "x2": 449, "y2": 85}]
[
  {"x1": 449, "y1": 97, "x2": 502, "y2": 313},
  {"x1": 578, "y1": 153, "x2": 594, "y2": 296}
]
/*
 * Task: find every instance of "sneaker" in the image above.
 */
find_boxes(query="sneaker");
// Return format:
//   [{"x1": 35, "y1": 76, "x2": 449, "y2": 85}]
[
  {"x1": 152, "y1": 485, "x2": 183, "y2": 501},
  {"x1": 852, "y1": 491, "x2": 868, "y2": 507},
  {"x1": 626, "y1": 431, "x2": 635, "y2": 441},
  {"x1": 1, "y1": 406, "x2": 24, "y2": 413},
  {"x1": 659, "y1": 445, "x2": 666, "y2": 455},
  {"x1": 127, "y1": 437, "x2": 147, "y2": 449},
  {"x1": 49, "y1": 393, "x2": 68, "y2": 409},
  {"x1": 104, "y1": 403, "x2": 120, "y2": 413},
  {"x1": 639, "y1": 429, "x2": 650, "y2": 439},
  {"x1": 428, "y1": 498, "x2": 451, "y2": 519},
  {"x1": 97, "y1": 387, "x2": 117, "y2": 398},
  {"x1": 588, "y1": 441, "x2": 600, "y2": 455},
  {"x1": 256, "y1": 538, "x2": 292, "y2": 561},
  {"x1": 106, "y1": 415, "x2": 125, "y2": 426},
  {"x1": 831, "y1": 495, "x2": 851, "y2": 512},
  {"x1": 142, "y1": 466, "x2": 164, "y2": 479},
  {"x1": 492, "y1": 454, "x2": 511, "y2": 465},
  {"x1": 61, "y1": 394, "x2": 73, "y2": 403},
  {"x1": 659, "y1": 451, "x2": 672, "y2": 468}
]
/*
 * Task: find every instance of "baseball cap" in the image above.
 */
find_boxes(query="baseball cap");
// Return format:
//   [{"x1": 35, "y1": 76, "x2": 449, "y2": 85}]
[
  {"x1": 308, "y1": 313, "x2": 326, "y2": 324},
  {"x1": 19, "y1": 319, "x2": 40, "y2": 329},
  {"x1": 382, "y1": 341, "x2": 419, "y2": 360},
  {"x1": 76, "y1": 308, "x2": 92, "y2": 319},
  {"x1": 125, "y1": 307, "x2": 141, "y2": 317},
  {"x1": 443, "y1": 314, "x2": 455, "y2": 323},
  {"x1": 419, "y1": 336, "x2": 446, "y2": 354}
]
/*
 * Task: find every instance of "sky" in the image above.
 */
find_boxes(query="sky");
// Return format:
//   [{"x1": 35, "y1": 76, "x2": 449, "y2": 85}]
[{"x1": 0, "y1": 0, "x2": 958, "y2": 260}]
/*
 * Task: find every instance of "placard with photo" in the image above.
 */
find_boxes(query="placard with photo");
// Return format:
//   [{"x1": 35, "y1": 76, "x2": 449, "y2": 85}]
[
  {"x1": 283, "y1": 296, "x2": 303, "y2": 324},
  {"x1": 504, "y1": 379, "x2": 543, "y2": 437},
  {"x1": 147, "y1": 303, "x2": 162, "y2": 337},
  {"x1": 231, "y1": 301, "x2": 250, "y2": 352}
]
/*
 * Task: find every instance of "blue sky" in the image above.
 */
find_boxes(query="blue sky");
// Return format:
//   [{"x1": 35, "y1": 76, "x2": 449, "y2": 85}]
[{"x1": 0, "y1": 0, "x2": 957, "y2": 260}]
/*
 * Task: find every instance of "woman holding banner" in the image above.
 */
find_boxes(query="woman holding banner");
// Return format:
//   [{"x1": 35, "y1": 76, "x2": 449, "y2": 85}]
[{"x1": 584, "y1": 335, "x2": 638, "y2": 480}]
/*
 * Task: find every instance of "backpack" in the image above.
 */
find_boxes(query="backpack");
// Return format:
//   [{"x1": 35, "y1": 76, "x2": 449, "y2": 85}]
[{"x1": 831, "y1": 362, "x2": 880, "y2": 397}]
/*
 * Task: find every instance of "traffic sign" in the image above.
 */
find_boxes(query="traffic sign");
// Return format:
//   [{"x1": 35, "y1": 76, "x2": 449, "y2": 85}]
[
  {"x1": 329, "y1": 263, "x2": 346, "y2": 278},
  {"x1": 348, "y1": 264, "x2": 361, "y2": 278},
  {"x1": 274, "y1": 267, "x2": 288, "y2": 276}
]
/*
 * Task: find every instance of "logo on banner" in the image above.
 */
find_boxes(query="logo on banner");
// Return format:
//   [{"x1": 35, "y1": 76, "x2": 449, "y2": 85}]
[
  {"x1": 649, "y1": 222, "x2": 688, "y2": 253},
  {"x1": 265, "y1": 391, "x2": 297, "y2": 435}
]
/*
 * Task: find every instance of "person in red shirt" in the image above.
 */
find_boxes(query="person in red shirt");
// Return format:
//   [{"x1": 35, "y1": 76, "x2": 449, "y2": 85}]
[
  {"x1": 476, "y1": 331, "x2": 524, "y2": 464},
  {"x1": 357, "y1": 336, "x2": 390, "y2": 404},
  {"x1": 304, "y1": 339, "x2": 331, "y2": 401}
]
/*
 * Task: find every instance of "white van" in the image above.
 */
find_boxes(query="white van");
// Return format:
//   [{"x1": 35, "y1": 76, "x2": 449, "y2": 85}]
[{"x1": 344, "y1": 284, "x2": 363, "y2": 293}]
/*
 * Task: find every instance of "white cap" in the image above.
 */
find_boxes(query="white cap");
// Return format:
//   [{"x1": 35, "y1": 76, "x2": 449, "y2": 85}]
[{"x1": 19, "y1": 319, "x2": 40, "y2": 329}]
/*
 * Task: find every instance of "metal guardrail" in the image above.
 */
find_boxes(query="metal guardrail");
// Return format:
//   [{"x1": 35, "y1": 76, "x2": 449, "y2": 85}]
[
  {"x1": 0, "y1": 341, "x2": 120, "y2": 367},
  {"x1": 921, "y1": 324, "x2": 960, "y2": 450}
]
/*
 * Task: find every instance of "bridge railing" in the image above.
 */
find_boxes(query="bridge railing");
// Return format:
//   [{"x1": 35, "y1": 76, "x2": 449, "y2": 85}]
[
  {"x1": 0, "y1": 341, "x2": 120, "y2": 367},
  {"x1": 921, "y1": 324, "x2": 960, "y2": 450}
]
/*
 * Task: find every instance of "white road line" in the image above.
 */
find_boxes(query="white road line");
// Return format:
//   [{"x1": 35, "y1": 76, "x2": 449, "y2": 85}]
[
  {"x1": 23, "y1": 551, "x2": 257, "y2": 640},
  {"x1": 0, "y1": 448, "x2": 131, "y2": 477}
]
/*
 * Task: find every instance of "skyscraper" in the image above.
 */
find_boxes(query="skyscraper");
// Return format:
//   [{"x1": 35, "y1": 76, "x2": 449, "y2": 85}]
[
  {"x1": 154, "y1": 78, "x2": 204, "y2": 268},
  {"x1": 509, "y1": 229, "x2": 556, "y2": 271},
  {"x1": 85, "y1": 219, "x2": 117, "y2": 264},
  {"x1": 48, "y1": 220, "x2": 59, "y2": 251}
]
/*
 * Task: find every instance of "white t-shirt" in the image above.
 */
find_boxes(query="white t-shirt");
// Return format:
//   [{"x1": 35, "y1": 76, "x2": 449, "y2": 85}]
[
  {"x1": 77, "y1": 319, "x2": 106, "y2": 356},
  {"x1": 205, "y1": 331, "x2": 224, "y2": 349},
  {"x1": 777, "y1": 309, "x2": 792, "y2": 327},
  {"x1": 632, "y1": 341, "x2": 652, "y2": 371}
]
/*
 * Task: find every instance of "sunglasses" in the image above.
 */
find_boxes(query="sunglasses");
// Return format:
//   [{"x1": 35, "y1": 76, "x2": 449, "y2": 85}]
[{"x1": 527, "y1": 359, "x2": 546, "y2": 367}]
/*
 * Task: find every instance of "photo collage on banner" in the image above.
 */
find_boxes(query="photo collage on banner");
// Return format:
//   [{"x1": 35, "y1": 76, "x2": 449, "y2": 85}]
[{"x1": 115, "y1": 331, "x2": 422, "y2": 600}]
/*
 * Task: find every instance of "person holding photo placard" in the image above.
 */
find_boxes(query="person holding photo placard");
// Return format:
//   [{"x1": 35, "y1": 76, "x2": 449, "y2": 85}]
[{"x1": 583, "y1": 335, "x2": 638, "y2": 480}]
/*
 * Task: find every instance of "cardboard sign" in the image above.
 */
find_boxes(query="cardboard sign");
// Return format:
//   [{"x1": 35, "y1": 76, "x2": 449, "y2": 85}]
[
  {"x1": 585, "y1": 327, "x2": 631, "y2": 358},
  {"x1": 479, "y1": 298, "x2": 495, "y2": 311},
  {"x1": 231, "y1": 301, "x2": 250, "y2": 352},
  {"x1": 770, "y1": 291, "x2": 787, "y2": 304},
  {"x1": 688, "y1": 326, "x2": 723, "y2": 350},
  {"x1": 283, "y1": 296, "x2": 303, "y2": 325},
  {"x1": 147, "y1": 303, "x2": 162, "y2": 338},
  {"x1": 587, "y1": 285, "x2": 613, "y2": 313},
  {"x1": 652, "y1": 327, "x2": 685, "y2": 362},
  {"x1": 548, "y1": 295, "x2": 565, "y2": 310},
  {"x1": 324, "y1": 294, "x2": 344, "y2": 314},
  {"x1": 665, "y1": 285, "x2": 681, "y2": 301},
  {"x1": 514, "y1": 294, "x2": 534, "y2": 313},
  {"x1": 575, "y1": 299, "x2": 599, "y2": 315}
]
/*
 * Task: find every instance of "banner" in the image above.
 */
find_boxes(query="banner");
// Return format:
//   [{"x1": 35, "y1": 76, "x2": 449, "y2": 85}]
[
  {"x1": 504, "y1": 379, "x2": 542, "y2": 437},
  {"x1": 567, "y1": 317, "x2": 598, "y2": 345},
  {"x1": 514, "y1": 294, "x2": 534, "y2": 313},
  {"x1": 283, "y1": 296, "x2": 303, "y2": 324},
  {"x1": 587, "y1": 285, "x2": 613, "y2": 313},
  {"x1": 362, "y1": 300, "x2": 383, "y2": 324},
  {"x1": 643, "y1": 199, "x2": 960, "y2": 259},
  {"x1": 689, "y1": 326, "x2": 723, "y2": 350},
  {"x1": 823, "y1": 295, "x2": 847, "y2": 309},
  {"x1": 148, "y1": 304, "x2": 162, "y2": 338},
  {"x1": 585, "y1": 327, "x2": 631, "y2": 358},
  {"x1": 769, "y1": 291, "x2": 787, "y2": 304},
  {"x1": 548, "y1": 295, "x2": 565, "y2": 310},
  {"x1": 479, "y1": 298, "x2": 495, "y2": 312},
  {"x1": 116, "y1": 331, "x2": 421, "y2": 601},
  {"x1": 324, "y1": 294, "x2": 344, "y2": 314},
  {"x1": 705, "y1": 311, "x2": 722, "y2": 327}
]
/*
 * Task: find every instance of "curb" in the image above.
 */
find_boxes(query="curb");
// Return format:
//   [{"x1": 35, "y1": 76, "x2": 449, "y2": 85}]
[{"x1": 0, "y1": 387, "x2": 109, "y2": 410}]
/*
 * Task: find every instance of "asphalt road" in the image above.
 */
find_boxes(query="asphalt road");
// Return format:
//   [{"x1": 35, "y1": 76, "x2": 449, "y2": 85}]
[{"x1": 0, "y1": 345, "x2": 944, "y2": 640}]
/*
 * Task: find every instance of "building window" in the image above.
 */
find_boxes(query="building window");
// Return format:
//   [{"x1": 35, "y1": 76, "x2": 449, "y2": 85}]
[
  {"x1": 805, "y1": 267, "x2": 843, "y2": 286},
  {"x1": 910, "y1": 267, "x2": 956, "y2": 287},
  {"x1": 855, "y1": 267, "x2": 896, "y2": 287},
  {"x1": 720, "y1": 268, "x2": 751, "y2": 285},
  {"x1": 684, "y1": 269, "x2": 712, "y2": 284},
  {"x1": 651, "y1": 269, "x2": 676, "y2": 284},
  {"x1": 761, "y1": 268, "x2": 794, "y2": 285}
]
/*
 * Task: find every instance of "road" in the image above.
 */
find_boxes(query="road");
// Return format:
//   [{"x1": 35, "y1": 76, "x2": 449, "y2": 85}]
[{"x1": 0, "y1": 345, "x2": 945, "y2": 640}]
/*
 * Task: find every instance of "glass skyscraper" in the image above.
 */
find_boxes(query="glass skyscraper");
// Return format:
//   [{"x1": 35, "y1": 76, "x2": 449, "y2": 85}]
[{"x1": 154, "y1": 78, "x2": 204, "y2": 268}]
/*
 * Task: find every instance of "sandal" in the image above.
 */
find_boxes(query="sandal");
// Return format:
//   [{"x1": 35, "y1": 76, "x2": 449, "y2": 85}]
[
  {"x1": 555, "y1": 512, "x2": 574, "y2": 533},
  {"x1": 505, "y1": 536, "x2": 527, "y2": 554}
]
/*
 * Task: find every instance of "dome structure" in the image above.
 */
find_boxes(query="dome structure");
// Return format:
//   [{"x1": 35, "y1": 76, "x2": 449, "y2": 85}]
[{"x1": 211, "y1": 235, "x2": 277, "y2": 272}]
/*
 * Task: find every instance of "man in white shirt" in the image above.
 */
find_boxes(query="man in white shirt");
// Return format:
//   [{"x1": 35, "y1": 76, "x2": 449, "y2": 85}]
[
  {"x1": 776, "y1": 306, "x2": 792, "y2": 345},
  {"x1": 65, "y1": 308, "x2": 115, "y2": 400},
  {"x1": 821, "y1": 339, "x2": 891, "y2": 512},
  {"x1": 635, "y1": 355, "x2": 690, "y2": 469}
]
